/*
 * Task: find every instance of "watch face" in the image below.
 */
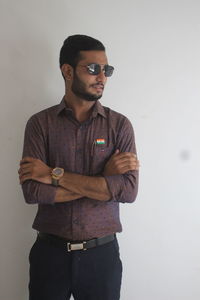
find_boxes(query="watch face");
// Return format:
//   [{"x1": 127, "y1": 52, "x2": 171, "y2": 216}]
[{"x1": 53, "y1": 168, "x2": 63, "y2": 176}]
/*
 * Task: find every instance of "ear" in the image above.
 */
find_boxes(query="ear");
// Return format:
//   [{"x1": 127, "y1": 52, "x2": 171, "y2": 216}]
[{"x1": 61, "y1": 64, "x2": 74, "y2": 81}]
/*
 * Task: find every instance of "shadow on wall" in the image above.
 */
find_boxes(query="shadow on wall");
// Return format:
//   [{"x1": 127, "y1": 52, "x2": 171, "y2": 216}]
[{"x1": 0, "y1": 12, "x2": 61, "y2": 300}]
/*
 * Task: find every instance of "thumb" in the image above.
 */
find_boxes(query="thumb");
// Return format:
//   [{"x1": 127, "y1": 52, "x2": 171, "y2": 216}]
[{"x1": 114, "y1": 149, "x2": 120, "y2": 155}]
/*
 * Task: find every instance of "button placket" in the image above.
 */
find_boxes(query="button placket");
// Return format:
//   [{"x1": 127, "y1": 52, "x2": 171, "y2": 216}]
[{"x1": 72, "y1": 125, "x2": 86, "y2": 239}]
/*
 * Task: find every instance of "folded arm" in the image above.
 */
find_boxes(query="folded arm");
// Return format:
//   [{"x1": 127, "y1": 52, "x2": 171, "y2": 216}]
[
  {"x1": 19, "y1": 156, "x2": 110, "y2": 201},
  {"x1": 20, "y1": 115, "x2": 139, "y2": 204},
  {"x1": 20, "y1": 116, "x2": 83, "y2": 204},
  {"x1": 19, "y1": 149, "x2": 139, "y2": 202},
  {"x1": 103, "y1": 117, "x2": 139, "y2": 203}
]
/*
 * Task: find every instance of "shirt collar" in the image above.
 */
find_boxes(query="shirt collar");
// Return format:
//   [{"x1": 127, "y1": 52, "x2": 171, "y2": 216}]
[
  {"x1": 56, "y1": 97, "x2": 70, "y2": 115},
  {"x1": 91, "y1": 100, "x2": 107, "y2": 119},
  {"x1": 57, "y1": 97, "x2": 107, "y2": 119}
]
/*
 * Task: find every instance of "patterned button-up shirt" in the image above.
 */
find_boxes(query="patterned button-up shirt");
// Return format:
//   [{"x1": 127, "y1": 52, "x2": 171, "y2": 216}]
[{"x1": 22, "y1": 98, "x2": 138, "y2": 240}]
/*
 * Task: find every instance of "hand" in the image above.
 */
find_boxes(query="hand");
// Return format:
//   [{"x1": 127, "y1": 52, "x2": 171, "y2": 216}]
[
  {"x1": 103, "y1": 149, "x2": 140, "y2": 176},
  {"x1": 18, "y1": 157, "x2": 52, "y2": 185}
]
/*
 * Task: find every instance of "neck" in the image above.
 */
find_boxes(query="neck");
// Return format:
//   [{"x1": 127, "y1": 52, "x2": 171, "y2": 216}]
[{"x1": 64, "y1": 91, "x2": 96, "y2": 123}]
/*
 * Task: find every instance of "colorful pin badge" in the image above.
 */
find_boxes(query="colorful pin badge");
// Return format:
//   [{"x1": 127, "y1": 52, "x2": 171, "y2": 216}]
[{"x1": 96, "y1": 139, "x2": 106, "y2": 145}]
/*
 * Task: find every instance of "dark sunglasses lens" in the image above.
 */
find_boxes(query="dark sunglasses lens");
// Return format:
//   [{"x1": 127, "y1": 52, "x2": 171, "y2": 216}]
[
  {"x1": 104, "y1": 65, "x2": 114, "y2": 77},
  {"x1": 87, "y1": 64, "x2": 101, "y2": 75},
  {"x1": 87, "y1": 64, "x2": 114, "y2": 76}
]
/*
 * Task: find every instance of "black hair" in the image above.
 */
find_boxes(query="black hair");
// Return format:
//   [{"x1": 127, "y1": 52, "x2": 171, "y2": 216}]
[{"x1": 59, "y1": 34, "x2": 105, "y2": 68}]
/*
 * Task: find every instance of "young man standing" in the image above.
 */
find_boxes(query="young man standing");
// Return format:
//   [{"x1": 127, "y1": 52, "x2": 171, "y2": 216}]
[{"x1": 19, "y1": 35, "x2": 139, "y2": 300}]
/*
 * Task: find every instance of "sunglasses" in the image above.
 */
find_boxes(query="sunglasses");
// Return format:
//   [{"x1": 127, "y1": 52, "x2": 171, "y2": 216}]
[{"x1": 79, "y1": 63, "x2": 114, "y2": 77}]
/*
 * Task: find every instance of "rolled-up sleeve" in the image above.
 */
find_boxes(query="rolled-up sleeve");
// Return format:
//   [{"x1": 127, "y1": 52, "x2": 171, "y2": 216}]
[
  {"x1": 104, "y1": 117, "x2": 139, "y2": 203},
  {"x1": 21, "y1": 115, "x2": 56, "y2": 204}
]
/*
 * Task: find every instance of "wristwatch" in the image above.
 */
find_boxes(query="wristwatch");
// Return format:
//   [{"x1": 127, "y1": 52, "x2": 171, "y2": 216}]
[{"x1": 51, "y1": 167, "x2": 64, "y2": 186}]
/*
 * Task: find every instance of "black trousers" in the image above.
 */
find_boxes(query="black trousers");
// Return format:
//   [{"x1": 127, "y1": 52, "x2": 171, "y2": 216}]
[{"x1": 29, "y1": 235, "x2": 122, "y2": 300}]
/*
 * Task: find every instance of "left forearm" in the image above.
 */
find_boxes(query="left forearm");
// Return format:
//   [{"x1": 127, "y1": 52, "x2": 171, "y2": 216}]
[
  {"x1": 55, "y1": 187, "x2": 83, "y2": 203},
  {"x1": 19, "y1": 157, "x2": 111, "y2": 201},
  {"x1": 59, "y1": 172, "x2": 111, "y2": 201}
]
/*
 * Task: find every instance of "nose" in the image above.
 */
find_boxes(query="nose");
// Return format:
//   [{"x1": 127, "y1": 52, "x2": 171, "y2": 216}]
[{"x1": 96, "y1": 70, "x2": 107, "y2": 84}]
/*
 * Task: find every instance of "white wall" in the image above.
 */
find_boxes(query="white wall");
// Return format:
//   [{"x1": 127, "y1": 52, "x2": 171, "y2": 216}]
[{"x1": 0, "y1": 1, "x2": 200, "y2": 299}]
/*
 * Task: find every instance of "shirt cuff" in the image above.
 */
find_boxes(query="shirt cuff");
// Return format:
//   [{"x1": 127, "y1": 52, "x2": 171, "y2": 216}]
[
  {"x1": 22, "y1": 181, "x2": 56, "y2": 205},
  {"x1": 104, "y1": 174, "x2": 124, "y2": 202}
]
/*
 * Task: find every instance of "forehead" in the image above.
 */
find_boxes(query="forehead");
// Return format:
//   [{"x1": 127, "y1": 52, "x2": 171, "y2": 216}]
[{"x1": 78, "y1": 50, "x2": 108, "y2": 64}]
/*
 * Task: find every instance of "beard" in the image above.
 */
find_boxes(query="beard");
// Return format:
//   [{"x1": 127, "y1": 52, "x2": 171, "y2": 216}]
[{"x1": 71, "y1": 73, "x2": 103, "y2": 102}]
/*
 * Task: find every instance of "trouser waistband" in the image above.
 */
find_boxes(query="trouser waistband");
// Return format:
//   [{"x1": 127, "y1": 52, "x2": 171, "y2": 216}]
[{"x1": 38, "y1": 232, "x2": 115, "y2": 252}]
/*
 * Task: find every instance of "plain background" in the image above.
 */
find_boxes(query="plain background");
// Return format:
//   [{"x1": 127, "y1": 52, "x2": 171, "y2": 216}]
[{"x1": 0, "y1": 0, "x2": 200, "y2": 299}]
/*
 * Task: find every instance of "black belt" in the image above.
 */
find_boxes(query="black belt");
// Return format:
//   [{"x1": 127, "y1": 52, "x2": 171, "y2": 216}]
[{"x1": 38, "y1": 232, "x2": 115, "y2": 252}]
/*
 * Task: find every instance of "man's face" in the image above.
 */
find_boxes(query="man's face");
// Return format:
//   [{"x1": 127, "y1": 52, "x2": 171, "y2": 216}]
[{"x1": 71, "y1": 50, "x2": 108, "y2": 101}]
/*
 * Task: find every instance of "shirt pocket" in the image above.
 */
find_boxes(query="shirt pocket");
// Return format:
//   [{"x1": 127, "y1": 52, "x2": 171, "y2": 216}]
[{"x1": 89, "y1": 144, "x2": 114, "y2": 175}]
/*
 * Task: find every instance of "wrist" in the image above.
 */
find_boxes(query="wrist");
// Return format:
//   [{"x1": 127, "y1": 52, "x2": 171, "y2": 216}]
[
  {"x1": 46, "y1": 167, "x2": 53, "y2": 184},
  {"x1": 51, "y1": 167, "x2": 64, "y2": 186}
]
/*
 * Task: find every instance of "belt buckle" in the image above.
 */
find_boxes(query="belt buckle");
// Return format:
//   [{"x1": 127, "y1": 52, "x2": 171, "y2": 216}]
[{"x1": 67, "y1": 241, "x2": 87, "y2": 252}]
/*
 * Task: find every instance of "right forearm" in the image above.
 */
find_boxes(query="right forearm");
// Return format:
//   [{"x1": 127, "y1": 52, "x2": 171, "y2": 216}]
[
  {"x1": 54, "y1": 187, "x2": 83, "y2": 203},
  {"x1": 22, "y1": 180, "x2": 56, "y2": 204},
  {"x1": 59, "y1": 172, "x2": 111, "y2": 201},
  {"x1": 53, "y1": 151, "x2": 139, "y2": 202},
  {"x1": 22, "y1": 180, "x2": 82, "y2": 204}
]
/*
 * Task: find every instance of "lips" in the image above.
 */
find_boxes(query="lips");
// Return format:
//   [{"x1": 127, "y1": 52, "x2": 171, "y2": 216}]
[{"x1": 92, "y1": 84, "x2": 104, "y2": 91}]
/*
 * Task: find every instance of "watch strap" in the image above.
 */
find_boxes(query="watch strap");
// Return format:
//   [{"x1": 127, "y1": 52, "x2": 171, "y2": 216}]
[{"x1": 52, "y1": 177, "x2": 59, "y2": 186}]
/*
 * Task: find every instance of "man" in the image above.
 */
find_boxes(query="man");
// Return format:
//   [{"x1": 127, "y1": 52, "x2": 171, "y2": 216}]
[{"x1": 19, "y1": 34, "x2": 139, "y2": 300}]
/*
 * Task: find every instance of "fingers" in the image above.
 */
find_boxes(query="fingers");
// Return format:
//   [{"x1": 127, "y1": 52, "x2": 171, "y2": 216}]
[
  {"x1": 113, "y1": 156, "x2": 138, "y2": 166},
  {"x1": 112, "y1": 152, "x2": 138, "y2": 165},
  {"x1": 20, "y1": 157, "x2": 36, "y2": 165},
  {"x1": 122, "y1": 162, "x2": 139, "y2": 173},
  {"x1": 116, "y1": 161, "x2": 139, "y2": 173},
  {"x1": 135, "y1": 159, "x2": 140, "y2": 170},
  {"x1": 18, "y1": 157, "x2": 51, "y2": 185},
  {"x1": 18, "y1": 161, "x2": 34, "y2": 184},
  {"x1": 19, "y1": 158, "x2": 39, "y2": 176},
  {"x1": 110, "y1": 151, "x2": 139, "y2": 170},
  {"x1": 112, "y1": 151, "x2": 137, "y2": 160},
  {"x1": 114, "y1": 149, "x2": 120, "y2": 155},
  {"x1": 18, "y1": 166, "x2": 31, "y2": 176},
  {"x1": 109, "y1": 152, "x2": 140, "y2": 174},
  {"x1": 18, "y1": 163, "x2": 33, "y2": 175},
  {"x1": 20, "y1": 174, "x2": 33, "y2": 184},
  {"x1": 18, "y1": 168, "x2": 31, "y2": 184}
]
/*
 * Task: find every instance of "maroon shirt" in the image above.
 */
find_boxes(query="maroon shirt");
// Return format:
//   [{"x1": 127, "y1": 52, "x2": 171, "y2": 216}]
[{"x1": 22, "y1": 98, "x2": 138, "y2": 240}]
